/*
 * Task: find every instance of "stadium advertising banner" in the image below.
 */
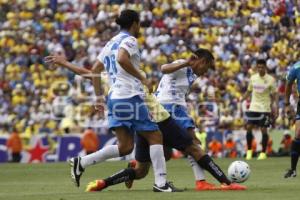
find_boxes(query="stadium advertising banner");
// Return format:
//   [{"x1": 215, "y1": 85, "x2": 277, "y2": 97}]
[{"x1": 0, "y1": 134, "x2": 120, "y2": 163}]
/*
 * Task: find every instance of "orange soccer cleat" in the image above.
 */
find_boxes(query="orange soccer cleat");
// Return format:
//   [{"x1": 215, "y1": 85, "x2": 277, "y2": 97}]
[
  {"x1": 195, "y1": 180, "x2": 220, "y2": 191},
  {"x1": 220, "y1": 183, "x2": 247, "y2": 191},
  {"x1": 85, "y1": 180, "x2": 106, "y2": 192},
  {"x1": 125, "y1": 160, "x2": 137, "y2": 189}
]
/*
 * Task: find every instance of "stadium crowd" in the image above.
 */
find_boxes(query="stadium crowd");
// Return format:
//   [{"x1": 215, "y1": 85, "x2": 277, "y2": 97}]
[{"x1": 1, "y1": 0, "x2": 300, "y2": 157}]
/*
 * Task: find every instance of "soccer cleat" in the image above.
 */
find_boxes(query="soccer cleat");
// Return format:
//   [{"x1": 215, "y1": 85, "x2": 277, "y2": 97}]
[
  {"x1": 86, "y1": 180, "x2": 106, "y2": 192},
  {"x1": 284, "y1": 169, "x2": 297, "y2": 178},
  {"x1": 195, "y1": 180, "x2": 219, "y2": 191},
  {"x1": 125, "y1": 160, "x2": 137, "y2": 189},
  {"x1": 246, "y1": 150, "x2": 253, "y2": 160},
  {"x1": 153, "y1": 181, "x2": 184, "y2": 192},
  {"x1": 257, "y1": 152, "x2": 267, "y2": 160},
  {"x1": 220, "y1": 183, "x2": 247, "y2": 190},
  {"x1": 69, "y1": 157, "x2": 84, "y2": 187}
]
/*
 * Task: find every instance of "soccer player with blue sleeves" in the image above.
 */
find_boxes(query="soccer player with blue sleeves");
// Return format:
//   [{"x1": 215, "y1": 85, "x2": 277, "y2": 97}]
[{"x1": 285, "y1": 60, "x2": 300, "y2": 178}]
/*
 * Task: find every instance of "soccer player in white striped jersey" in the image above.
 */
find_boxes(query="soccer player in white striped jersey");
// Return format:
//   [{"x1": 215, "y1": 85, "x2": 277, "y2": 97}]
[{"x1": 155, "y1": 49, "x2": 216, "y2": 190}]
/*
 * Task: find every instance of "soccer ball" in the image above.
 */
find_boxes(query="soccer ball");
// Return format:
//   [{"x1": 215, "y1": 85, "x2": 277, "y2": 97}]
[{"x1": 228, "y1": 161, "x2": 250, "y2": 183}]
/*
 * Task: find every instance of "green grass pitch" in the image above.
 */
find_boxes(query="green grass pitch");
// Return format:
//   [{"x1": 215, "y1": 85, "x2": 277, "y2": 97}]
[{"x1": 0, "y1": 158, "x2": 299, "y2": 200}]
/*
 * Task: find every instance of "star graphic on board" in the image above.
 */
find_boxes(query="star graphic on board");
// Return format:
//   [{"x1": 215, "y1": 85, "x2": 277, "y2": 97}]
[{"x1": 27, "y1": 140, "x2": 49, "y2": 163}]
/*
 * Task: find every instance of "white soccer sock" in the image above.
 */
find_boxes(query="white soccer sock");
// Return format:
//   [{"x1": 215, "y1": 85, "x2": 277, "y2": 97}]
[
  {"x1": 150, "y1": 144, "x2": 167, "y2": 187},
  {"x1": 187, "y1": 155, "x2": 205, "y2": 181},
  {"x1": 80, "y1": 145, "x2": 120, "y2": 168}
]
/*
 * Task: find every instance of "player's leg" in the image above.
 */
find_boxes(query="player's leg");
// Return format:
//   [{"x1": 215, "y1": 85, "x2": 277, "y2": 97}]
[
  {"x1": 86, "y1": 161, "x2": 151, "y2": 192},
  {"x1": 177, "y1": 106, "x2": 236, "y2": 190},
  {"x1": 186, "y1": 128, "x2": 210, "y2": 190},
  {"x1": 158, "y1": 117, "x2": 246, "y2": 190},
  {"x1": 168, "y1": 105, "x2": 209, "y2": 189},
  {"x1": 184, "y1": 143, "x2": 246, "y2": 190},
  {"x1": 257, "y1": 127, "x2": 268, "y2": 160},
  {"x1": 134, "y1": 95, "x2": 180, "y2": 192},
  {"x1": 245, "y1": 122, "x2": 254, "y2": 160},
  {"x1": 70, "y1": 127, "x2": 134, "y2": 187},
  {"x1": 125, "y1": 133, "x2": 154, "y2": 189},
  {"x1": 80, "y1": 127, "x2": 134, "y2": 167},
  {"x1": 69, "y1": 95, "x2": 136, "y2": 187},
  {"x1": 86, "y1": 133, "x2": 152, "y2": 192},
  {"x1": 124, "y1": 136, "x2": 173, "y2": 189},
  {"x1": 139, "y1": 130, "x2": 178, "y2": 192},
  {"x1": 285, "y1": 120, "x2": 300, "y2": 178}
]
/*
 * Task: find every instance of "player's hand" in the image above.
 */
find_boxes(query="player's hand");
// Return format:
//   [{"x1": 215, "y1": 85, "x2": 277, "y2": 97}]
[
  {"x1": 141, "y1": 78, "x2": 153, "y2": 93},
  {"x1": 187, "y1": 55, "x2": 198, "y2": 66},
  {"x1": 44, "y1": 54, "x2": 67, "y2": 67},
  {"x1": 94, "y1": 96, "x2": 105, "y2": 118}
]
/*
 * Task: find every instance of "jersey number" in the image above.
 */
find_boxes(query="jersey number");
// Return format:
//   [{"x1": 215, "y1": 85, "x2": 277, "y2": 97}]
[{"x1": 104, "y1": 55, "x2": 117, "y2": 83}]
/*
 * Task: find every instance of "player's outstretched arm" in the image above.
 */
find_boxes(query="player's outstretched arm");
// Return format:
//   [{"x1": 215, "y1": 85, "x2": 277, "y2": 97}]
[
  {"x1": 159, "y1": 56, "x2": 198, "y2": 74},
  {"x1": 92, "y1": 61, "x2": 105, "y2": 114},
  {"x1": 44, "y1": 55, "x2": 92, "y2": 79},
  {"x1": 160, "y1": 60, "x2": 189, "y2": 74}
]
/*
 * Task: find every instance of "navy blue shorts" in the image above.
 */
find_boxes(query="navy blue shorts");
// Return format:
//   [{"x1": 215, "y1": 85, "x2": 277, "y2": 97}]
[
  {"x1": 245, "y1": 111, "x2": 271, "y2": 127},
  {"x1": 163, "y1": 104, "x2": 195, "y2": 129},
  {"x1": 135, "y1": 117, "x2": 193, "y2": 162}
]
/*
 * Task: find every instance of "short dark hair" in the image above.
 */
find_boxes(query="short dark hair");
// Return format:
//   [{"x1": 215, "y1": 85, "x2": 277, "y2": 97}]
[
  {"x1": 256, "y1": 59, "x2": 266, "y2": 66},
  {"x1": 115, "y1": 9, "x2": 140, "y2": 29},
  {"x1": 194, "y1": 48, "x2": 215, "y2": 70}
]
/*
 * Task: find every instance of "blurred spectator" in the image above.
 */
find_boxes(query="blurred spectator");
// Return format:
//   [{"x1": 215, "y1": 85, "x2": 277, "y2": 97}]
[
  {"x1": 267, "y1": 138, "x2": 274, "y2": 156},
  {"x1": 224, "y1": 135, "x2": 237, "y2": 158},
  {"x1": 81, "y1": 128, "x2": 100, "y2": 155},
  {"x1": 208, "y1": 138, "x2": 222, "y2": 158},
  {"x1": 6, "y1": 128, "x2": 22, "y2": 162},
  {"x1": 219, "y1": 109, "x2": 234, "y2": 137}
]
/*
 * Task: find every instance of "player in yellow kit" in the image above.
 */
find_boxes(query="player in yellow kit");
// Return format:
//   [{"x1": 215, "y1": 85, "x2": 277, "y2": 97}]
[{"x1": 242, "y1": 59, "x2": 278, "y2": 160}]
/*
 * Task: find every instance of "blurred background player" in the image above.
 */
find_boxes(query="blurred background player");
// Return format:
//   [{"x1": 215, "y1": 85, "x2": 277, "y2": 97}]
[
  {"x1": 284, "y1": 60, "x2": 300, "y2": 178},
  {"x1": 46, "y1": 9, "x2": 178, "y2": 192},
  {"x1": 241, "y1": 59, "x2": 278, "y2": 160}
]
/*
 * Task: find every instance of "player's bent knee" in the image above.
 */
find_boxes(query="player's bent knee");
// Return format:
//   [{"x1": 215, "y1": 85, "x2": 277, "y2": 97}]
[
  {"x1": 140, "y1": 131, "x2": 163, "y2": 145},
  {"x1": 185, "y1": 145, "x2": 202, "y2": 160},
  {"x1": 118, "y1": 143, "x2": 134, "y2": 156},
  {"x1": 134, "y1": 169, "x2": 148, "y2": 179},
  {"x1": 134, "y1": 164, "x2": 150, "y2": 179},
  {"x1": 164, "y1": 147, "x2": 172, "y2": 161}
]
